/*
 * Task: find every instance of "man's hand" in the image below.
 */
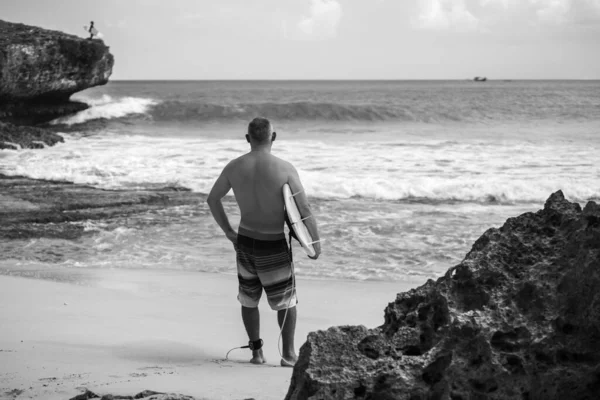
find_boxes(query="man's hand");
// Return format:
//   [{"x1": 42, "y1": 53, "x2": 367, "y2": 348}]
[{"x1": 309, "y1": 241, "x2": 321, "y2": 260}]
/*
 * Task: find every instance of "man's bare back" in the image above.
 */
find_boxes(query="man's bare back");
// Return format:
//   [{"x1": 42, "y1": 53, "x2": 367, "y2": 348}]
[
  {"x1": 207, "y1": 122, "x2": 319, "y2": 249},
  {"x1": 227, "y1": 152, "x2": 291, "y2": 234}
]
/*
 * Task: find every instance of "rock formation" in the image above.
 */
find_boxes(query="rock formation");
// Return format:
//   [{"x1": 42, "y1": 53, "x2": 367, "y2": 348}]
[
  {"x1": 286, "y1": 191, "x2": 600, "y2": 400},
  {"x1": 0, "y1": 121, "x2": 63, "y2": 149},
  {"x1": 68, "y1": 388, "x2": 256, "y2": 400},
  {"x1": 0, "y1": 19, "x2": 113, "y2": 122},
  {"x1": 0, "y1": 19, "x2": 113, "y2": 147},
  {"x1": 0, "y1": 174, "x2": 199, "y2": 241},
  {"x1": 69, "y1": 389, "x2": 198, "y2": 400}
]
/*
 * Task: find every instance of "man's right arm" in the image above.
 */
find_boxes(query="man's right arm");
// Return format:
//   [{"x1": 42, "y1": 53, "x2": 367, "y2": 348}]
[
  {"x1": 287, "y1": 164, "x2": 321, "y2": 260},
  {"x1": 207, "y1": 162, "x2": 237, "y2": 245}
]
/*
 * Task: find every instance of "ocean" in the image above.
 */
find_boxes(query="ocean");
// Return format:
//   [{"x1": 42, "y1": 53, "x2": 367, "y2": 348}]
[{"x1": 1, "y1": 80, "x2": 599, "y2": 282}]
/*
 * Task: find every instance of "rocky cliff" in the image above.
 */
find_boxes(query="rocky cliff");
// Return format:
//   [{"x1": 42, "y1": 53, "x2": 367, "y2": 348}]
[
  {"x1": 0, "y1": 19, "x2": 113, "y2": 145},
  {"x1": 286, "y1": 191, "x2": 600, "y2": 400}
]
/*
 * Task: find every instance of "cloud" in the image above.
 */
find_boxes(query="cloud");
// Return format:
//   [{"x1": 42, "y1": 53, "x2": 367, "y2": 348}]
[
  {"x1": 533, "y1": 0, "x2": 571, "y2": 24},
  {"x1": 414, "y1": 0, "x2": 480, "y2": 31},
  {"x1": 530, "y1": 0, "x2": 600, "y2": 24},
  {"x1": 295, "y1": 0, "x2": 342, "y2": 40},
  {"x1": 414, "y1": 0, "x2": 600, "y2": 31}
]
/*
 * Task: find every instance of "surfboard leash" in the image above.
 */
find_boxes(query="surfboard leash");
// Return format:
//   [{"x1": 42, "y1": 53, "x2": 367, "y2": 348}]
[
  {"x1": 225, "y1": 339, "x2": 264, "y2": 360},
  {"x1": 276, "y1": 230, "x2": 297, "y2": 360}
]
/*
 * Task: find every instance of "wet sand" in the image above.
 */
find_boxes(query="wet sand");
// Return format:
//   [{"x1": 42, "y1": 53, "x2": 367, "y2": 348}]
[{"x1": 0, "y1": 269, "x2": 422, "y2": 400}]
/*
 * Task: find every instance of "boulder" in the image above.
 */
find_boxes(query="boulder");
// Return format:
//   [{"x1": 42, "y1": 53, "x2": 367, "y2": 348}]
[
  {"x1": 0, "y1": 19, "x2": 114, "y2": 124},
  {"x1": 69, "y1": 389, "x2": 197, "y2": 400},
  {"x1": 286, "y1": 191, "x2": 600, "y2": 400}
]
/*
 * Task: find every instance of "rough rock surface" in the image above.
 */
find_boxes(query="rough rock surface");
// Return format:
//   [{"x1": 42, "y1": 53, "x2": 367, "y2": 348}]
[
  {"x1": 68, "y1": 389, "x2": 257, "y2": 400},
  {"x1": 286, "y1": 191, "x2": 600, "y2": 400},
  {"x1": 0, "y1": 174, "x2": 201, "y2": 240},
  {"x1": 0, "y1": 19, "x2": 114, "y2": 124},
  {"x1": 0, "y1": 121, "x2": 64, "y2": 149},
  {"x1": 69, "y1": 389, "x2": 199, "y2": 400}
]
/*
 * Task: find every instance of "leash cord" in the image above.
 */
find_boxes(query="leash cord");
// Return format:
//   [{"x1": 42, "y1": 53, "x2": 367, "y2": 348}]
[
  {"x1": 225, "y1": 345, "x2": 248, "y2": 360},
  {"x1": 277, "y1": 232, "x2": 296, "y2": 360}
]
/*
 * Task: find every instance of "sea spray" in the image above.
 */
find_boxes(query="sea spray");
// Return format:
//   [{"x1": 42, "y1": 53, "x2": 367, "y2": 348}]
[
  {"x1": 51, "y1": 95, "x2": 158, "y2": 125},
  {"x1": 1, "y1": 132, "x2": 598, "y2": 204}
]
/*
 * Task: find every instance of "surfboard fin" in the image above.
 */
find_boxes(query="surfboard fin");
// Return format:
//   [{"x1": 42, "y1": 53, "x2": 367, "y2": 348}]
[
  {"x1": 307, "y1": 239, "x2": 324, "y2": 245},
  {"x1": 290, "y1": 190, "x2": 304, "y2": 197}
]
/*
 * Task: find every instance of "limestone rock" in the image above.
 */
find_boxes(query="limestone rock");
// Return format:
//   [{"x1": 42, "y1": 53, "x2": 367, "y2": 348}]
[
  {"x1": 286, "y1": 191, "x2": 600, "y2": 400},
  {"x1": 0, "y1": 121, "x2": 64, "y2": 149},
  {"x1": 0, "y1": 100, "x2": 89, "y2": 125},
  {"x1": 0, "y1": 19, "x2": 114, "y2": 124},
  {"x1": 69, "y1": 389, "x2": 198, "y2": 400},
  {"x1": 0, "y1": 174, "x2": 204, "y2": 240}
]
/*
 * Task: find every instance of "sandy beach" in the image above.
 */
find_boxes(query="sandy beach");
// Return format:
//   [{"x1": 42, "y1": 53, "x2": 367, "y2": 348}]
[{"x1": 0, "y1": 269, "x2": 422, "y2": 400}]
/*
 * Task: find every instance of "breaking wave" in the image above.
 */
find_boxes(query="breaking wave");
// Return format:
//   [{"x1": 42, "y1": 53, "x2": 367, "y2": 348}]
[
  {"x1": 1, "y1": 134, "x2": 598, "y2": 206},
  {"x1": 50, "y1": 91, "x2": 600, "y2": 127},
  {"x1": 50, "y1": 95, "x2": 158, "y2": 125},
  {"x1": 148, "y1": 100, "x2": 421, "y2": 122},
  {"x1": 49, "y1": 98, "x2": 479, "y2": 126}
]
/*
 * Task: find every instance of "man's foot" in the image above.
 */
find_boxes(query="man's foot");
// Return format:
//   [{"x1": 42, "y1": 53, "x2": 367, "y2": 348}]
[
  {"x1": 280, "y1": 354, "x2": 298, "y2": 367},
  {"x1": 250, "y1": 349, "x2": 266, "y2": 365}
]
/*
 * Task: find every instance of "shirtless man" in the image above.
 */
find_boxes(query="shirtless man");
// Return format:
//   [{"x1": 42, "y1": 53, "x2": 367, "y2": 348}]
[{"x1": 207, "y1": 117, "x2": 321, "y2": 367}]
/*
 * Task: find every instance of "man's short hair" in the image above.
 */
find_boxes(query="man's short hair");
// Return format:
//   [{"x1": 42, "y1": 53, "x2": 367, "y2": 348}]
[{"x1": 248, "y1": 117, "x2": 272, "y2": 143}]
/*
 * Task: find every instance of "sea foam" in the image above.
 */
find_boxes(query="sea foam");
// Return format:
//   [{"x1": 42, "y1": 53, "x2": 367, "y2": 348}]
[
  {"x1": 1, "y1": 132, "x2": 598, "y2": 205},
  {"x1": 50, "y1": 95, "x2": 158, "y2": 125}
]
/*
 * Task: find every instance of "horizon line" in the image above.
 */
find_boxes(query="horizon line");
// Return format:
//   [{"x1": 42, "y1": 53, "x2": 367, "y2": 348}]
[{"x1": 108, "y1": 78, "x2": 600, "y2": 82}]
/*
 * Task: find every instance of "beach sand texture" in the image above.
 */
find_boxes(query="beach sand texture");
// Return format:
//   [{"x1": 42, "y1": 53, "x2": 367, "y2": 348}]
[{"x1": 0, "y1": 269, "x2": 420, "y2": 400}]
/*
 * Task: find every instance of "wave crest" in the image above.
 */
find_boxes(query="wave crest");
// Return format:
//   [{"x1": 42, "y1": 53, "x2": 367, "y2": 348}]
[
  {"x1": 52, "y1": 97, "x2": 473, "y2": 125},
  {"x1": 50, "y1": 95, "x2": 158, "y2": 126},
  {"x1": 150, "y1": 100, "x2": 408, "y2": 122}
]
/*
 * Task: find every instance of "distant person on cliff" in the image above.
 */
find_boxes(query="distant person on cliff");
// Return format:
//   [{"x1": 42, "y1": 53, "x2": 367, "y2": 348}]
[
  {"x1": 87, "y1": 21, "x2": 97, "y2": 39},
  {"x1": 207, "y1": 117, "x2": 321, "y2": 367}
]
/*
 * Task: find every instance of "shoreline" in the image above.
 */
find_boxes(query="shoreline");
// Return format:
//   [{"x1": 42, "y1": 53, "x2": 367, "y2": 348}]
[{"x1": 0, "y1": 268, "x2": 423, "y2": 400}]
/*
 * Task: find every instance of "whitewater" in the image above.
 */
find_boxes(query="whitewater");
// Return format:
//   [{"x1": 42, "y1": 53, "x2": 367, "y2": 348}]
[{"x1": 1, "y1": 80, "x2": 599, "y2": 281}]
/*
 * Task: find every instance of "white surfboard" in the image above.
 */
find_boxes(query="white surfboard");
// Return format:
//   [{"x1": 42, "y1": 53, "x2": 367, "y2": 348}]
[
  {"x1": 83, "y1": 26, "x2": 100, "y2": 36},
  {"x1": 283, "y1": 183, "x2": 316, "y2": 258}
]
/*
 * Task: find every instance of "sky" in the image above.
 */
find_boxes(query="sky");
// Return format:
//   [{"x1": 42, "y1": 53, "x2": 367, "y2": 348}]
[{"x1": 1, "y1": 0, "x2": 599, "y2": 80}]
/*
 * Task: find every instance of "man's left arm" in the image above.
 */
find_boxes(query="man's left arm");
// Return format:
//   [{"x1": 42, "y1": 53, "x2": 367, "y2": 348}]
[{"x1": 207, "y1": 164, "x2": 237, "y2": 245}]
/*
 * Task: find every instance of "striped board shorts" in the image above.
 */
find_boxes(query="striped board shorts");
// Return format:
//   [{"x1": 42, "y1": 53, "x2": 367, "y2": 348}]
[{"x1": 236, "y1": 228, "x2": 297, "y2": 311}]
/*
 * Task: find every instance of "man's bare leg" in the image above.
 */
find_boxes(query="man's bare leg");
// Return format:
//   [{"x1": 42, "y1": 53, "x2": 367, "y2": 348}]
[
  {"x1": 241, "y1": 306, "x2": 266, "y2": 364},
  {"x1": 278, "y1": 306, "x2": 297, "y2": 366}
]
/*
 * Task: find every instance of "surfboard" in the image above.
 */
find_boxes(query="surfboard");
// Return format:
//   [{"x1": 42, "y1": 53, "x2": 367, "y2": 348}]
[
  {"x1": 283, "y1": 183, "x2": 316, "y2": 258},
  {"x1": 83, "y1": 26, "x2": 99, "y2": 35}
]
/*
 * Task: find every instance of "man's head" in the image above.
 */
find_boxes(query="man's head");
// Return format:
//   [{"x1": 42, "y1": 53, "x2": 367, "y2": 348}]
[{"x1": 247, "y1": 117, "x2": 276, "y2": 145}]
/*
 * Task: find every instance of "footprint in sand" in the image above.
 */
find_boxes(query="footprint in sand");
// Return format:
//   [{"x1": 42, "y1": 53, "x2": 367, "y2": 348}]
[
  {"x1": 137, "y1": 366, "x2": 168, "y2": 371},
  {"x1": 212, "y1": 358, "x2": 279, "y2": 368},
  {"x1": 38, "y1": 377, "x2": 57, "y2": 382}
]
